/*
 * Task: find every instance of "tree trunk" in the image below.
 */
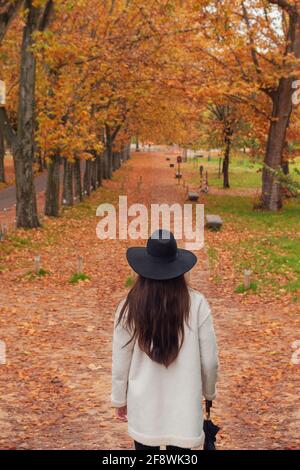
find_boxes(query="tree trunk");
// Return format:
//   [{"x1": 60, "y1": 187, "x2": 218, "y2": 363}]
[
  {"x1": 222, "y1": 137, "x2": 231, "y2": 189},
  {"x1": 0, "y1": 1, "x2": 23, "y2": 43},
  {"x1": 102, "y1": 149, "x2": 109, "y2": 179},
  {"x1": 261, "y1": 80, "x2": 294, "y2": 210},
  {"x1": 106, "y1": 141, "x2": 113, "y2": 178},
  {"x1": 116, "y1": 151, "x2": 121, "y2": 169},
  {"x1": 62, "y1": 158, "x2": 74, "y2": 206},
  {"x1": 282, "y1": 160, "x2": 289, "y2": 175},
  {"x1": 14, "y1": 0, "x2": 41, "y2": 228},
  {"x1": 112, "y1": 151, "x2": 116, "y2": 172},
  {"x1": 261, "y1": 12, "x2": 300, "y2": 211},
  {"x1": 45, "y1": 154, "x2": 60, "y2": 217},
  {"x1": 91, "y1": 156, "x2": 97, "y2": 190},
  {"x1": 127, "y1": 143, "x2": 131, "y2": 160},
  {"x1": 74, "y1": 156, "x2": 82, "y2": 201},
  {"x1": 36, "y1": 152, "x2": 43, "y2": 172},
  {"x1": 0, "y1": 127, "x2": 5, "y2": 183},
  {"x1": 96, "y1": 153, "x2": 103, "y2": 187},
  {"x1": 83, "y1": 159, "x2": 92, "y2": 196}
]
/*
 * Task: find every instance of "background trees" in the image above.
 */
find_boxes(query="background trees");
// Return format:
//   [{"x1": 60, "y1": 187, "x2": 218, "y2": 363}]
[
  {"x1": 0, "y1": 0, "x2": 300, "y2": 226},
  {"x1": 188, "y1": 0, "x2": 300, "y2": 210}
]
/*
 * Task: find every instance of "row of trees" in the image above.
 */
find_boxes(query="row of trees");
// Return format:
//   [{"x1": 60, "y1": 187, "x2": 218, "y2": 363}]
[
  {"x1": 186, "y1": 0, "x2": 300, "y2": 209},
  {"x1": 0, "y1": 0, "x2": 200, "y2": 227},
  {"x1": 0, "y1": 0, "x2": 300, "y2": 229}
]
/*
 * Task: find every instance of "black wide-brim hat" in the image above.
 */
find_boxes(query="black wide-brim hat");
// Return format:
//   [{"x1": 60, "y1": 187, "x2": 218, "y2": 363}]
[{"x1": 126, "y1": 229, "x2": 197, "y2": 281}]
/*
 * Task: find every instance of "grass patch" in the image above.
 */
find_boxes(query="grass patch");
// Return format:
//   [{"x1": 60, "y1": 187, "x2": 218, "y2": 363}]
[
  {"x1": 187, "y1": 154, "x2": 300, "y2": 190},
  {"x1": 25, "y1": 268, "x2": 49, "y2": 280},
  {"x1": 235, "y1": 282, "x2": 258, "y2": 294},
  {"x1": 8, "y1": 235, "x2": 32, "y2": 248},
  {"x1": 0, "y1": 234, "x2": 35, "y2": 260},
  {"x1": 204, "y1": 194, "x2": 300, "y2": 232},
  {"x1": 186, "y1": 155, "x2": 300, "y2": 295},
  {"x1": 69, "y1": 272, "x2": 90, "y2": 284},
  {"x1": 187, "y1": 154, "x2": 262, "y2": 189},
  {"x1": 63, "y1": 187, "x2": 120, "y2": 221},
  {"x1": 125, "y1": 275, "x2": 135, "y2": 288},
  {"x1": 207, "y1": 246, "x2": 218, "y2": 269}
]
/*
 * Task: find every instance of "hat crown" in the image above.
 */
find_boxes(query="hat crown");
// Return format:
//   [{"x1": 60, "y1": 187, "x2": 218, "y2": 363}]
[{"x1": 147, "y1": 229, "x2": 177, "y2": 260}]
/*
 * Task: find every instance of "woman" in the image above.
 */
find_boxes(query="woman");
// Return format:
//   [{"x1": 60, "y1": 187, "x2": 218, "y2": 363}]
[{"x1": 111, "y1": 229, "x2": 219, "y2": 450}]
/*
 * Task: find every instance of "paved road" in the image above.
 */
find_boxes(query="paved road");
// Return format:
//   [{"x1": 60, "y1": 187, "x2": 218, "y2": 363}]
[{"x1": 0, "y1": 171, "x2": 49, "y2": 211}]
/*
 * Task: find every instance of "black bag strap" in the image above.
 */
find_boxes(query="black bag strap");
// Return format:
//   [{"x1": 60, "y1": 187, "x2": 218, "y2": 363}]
[{"x1": 205, "y1": 400, "x2": 213, "y2": 420}]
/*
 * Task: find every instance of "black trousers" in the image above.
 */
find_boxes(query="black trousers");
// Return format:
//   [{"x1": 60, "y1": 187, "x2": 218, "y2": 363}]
[{"x1": 134, "y1": 441, "x2": 190, "y2": 451}]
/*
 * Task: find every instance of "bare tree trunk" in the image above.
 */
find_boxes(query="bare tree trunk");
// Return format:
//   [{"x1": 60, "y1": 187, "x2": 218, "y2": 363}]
[
  {"x1": 261, "y1": 79, "x2": 294, "y2": 211},
  {"x1": 105, "y1": 124, "x2": 114, "y2": 178},
  {"x1": 96, "y1": 153, "x2": 103, "y2": 187},
  {"x1": 112, "y1": 151, "x2": 116, "y2": 172},
  {"x1": 45, "y1": 154, "x2": 60, "y2": 216},
  {"x1": 74, "y1": 156, "x2": 82, "y2": 201},
  {"x1": 62, "y1": 158, "x2": 74, "y2": 206},
  {"x1": 126, "y1": 143, "x2": 131, "y2": 160},
  {"x1": 117, "y1": 151, "x2": 121, "y2": 169},
  {"x1": 91, "y1": 156, "x2": 97, "y2": 190},
  {"x1": 261, "y1": 9, "x2": 300, "y2": 211},
  {"x1": 0, "y1": 1, "x2": 23, "y2": 42},
  {"x1": 282, "y1": 160, "x2": 289, "y2": 175},
  {"x1": 0, "y1": 127, "x2": 5, "y2": 183},
  {"x1": 222, "y1": 138, "x2": 230, "y2": 188},
  {"x1": 14, "y1": 1, "x2": 41, "y2": 228},
  {"x1": 83, "y1": 159, "x2": 92, "y2": 196},
  {"x1": 102, "y1": 149, "x2": 109, "y2": 179},
  {"x1": 0, "y1": 1, "x2": 53, "y2": 227},
  {"x1": 106, "y1": 140, "x2": 113, "y2": 178},
  {"x1": 36, "y1": 151, "x2": 44, "y2": 173}
]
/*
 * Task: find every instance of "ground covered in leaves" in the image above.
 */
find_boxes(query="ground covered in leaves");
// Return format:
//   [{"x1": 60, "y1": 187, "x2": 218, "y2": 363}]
[{"x1": 0, "y1": 150, "x2": 299, "y2": 449}]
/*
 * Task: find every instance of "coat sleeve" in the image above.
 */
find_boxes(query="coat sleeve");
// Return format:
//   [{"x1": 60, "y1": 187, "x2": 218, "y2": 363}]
[
  {"x1": 111, "y1": 301, "x2": 135, "y2": 408},
  {"x1": 198, "y1": 298, "x2": 219, "y2": 401}
]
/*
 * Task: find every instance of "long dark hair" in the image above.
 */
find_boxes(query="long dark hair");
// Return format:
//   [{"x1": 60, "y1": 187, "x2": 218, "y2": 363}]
[{"x1": 117, "y1": 274, "x2": 190, "y2": 367}]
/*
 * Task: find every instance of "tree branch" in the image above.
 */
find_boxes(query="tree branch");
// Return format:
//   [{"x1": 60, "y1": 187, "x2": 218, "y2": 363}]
[
  {"x1": 38, "y1": 0, "x2": 54, "y2": 31},
  {"x1": 241, "y1": 1, "x2": 262, "y2": 75},
  {"x1": 0, "y1": 0, "x2": 23, "y2": 42}
]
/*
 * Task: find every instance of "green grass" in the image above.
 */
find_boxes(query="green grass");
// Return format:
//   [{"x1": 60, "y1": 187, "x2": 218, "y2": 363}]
[
  {"x1": 8, "y1": 234, "x2": 32, "y2": 247},
  {"x1": 207, "y1": 246, "x2": 218, "y2": 268},
  {"x1": 0, "y1": 234, "x2": 35, "y2": 263},
  {"x1": 186, "y1": 153, "x2": 300, "y2": 295},
  {"x1": 125, "y1": 275, "x2": 135, "y2": 288},
  {"x1": 235, "y1": 282, "x2": 258, "y2": 294},
  {"x1": 25, "y1": 268, "x2": 49, "y2": 280},
  {"x1": 69, "y1": 272, "x2": 90, "y2": 284},
  {"x1": 188, "y1": 154, "x2": 300, "y2": 190},
  {"x1": 234, "y1": 236, "x2": 300, "y2": 292},
  {"x1": 204, "y1": 193, "x2": 300, "y2": 293},
  {"x1": 203, "y1": 187, "x2": 300, "y2": 231},
  {"x1": 63, "y1": 187, "x2": 120, "y2": 221}
]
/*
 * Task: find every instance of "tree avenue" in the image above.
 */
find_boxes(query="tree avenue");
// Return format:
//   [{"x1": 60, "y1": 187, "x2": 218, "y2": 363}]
[{"x1": 0, "y1": 0, "x2": 300, "y2": 227}]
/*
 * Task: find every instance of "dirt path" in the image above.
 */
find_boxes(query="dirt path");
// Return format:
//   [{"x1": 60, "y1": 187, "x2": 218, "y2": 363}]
[{"x1": 0, "y1": 151, "x2": 299, "y2": 450}]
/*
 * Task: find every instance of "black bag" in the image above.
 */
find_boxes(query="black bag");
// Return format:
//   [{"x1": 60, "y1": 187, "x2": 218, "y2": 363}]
[{"x1": 203, "y1": 400, "x2": 220, "y2": 450}]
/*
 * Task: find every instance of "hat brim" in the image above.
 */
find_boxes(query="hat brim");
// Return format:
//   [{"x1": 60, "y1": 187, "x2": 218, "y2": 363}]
[{"x1": 126, "y1": 247, "x2": 197, "y2": 281}]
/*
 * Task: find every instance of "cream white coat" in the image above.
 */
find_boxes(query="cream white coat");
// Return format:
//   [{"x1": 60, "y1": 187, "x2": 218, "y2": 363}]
[{"x1": 111, "y1": 289, "x2": 219, "y2": 448}]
